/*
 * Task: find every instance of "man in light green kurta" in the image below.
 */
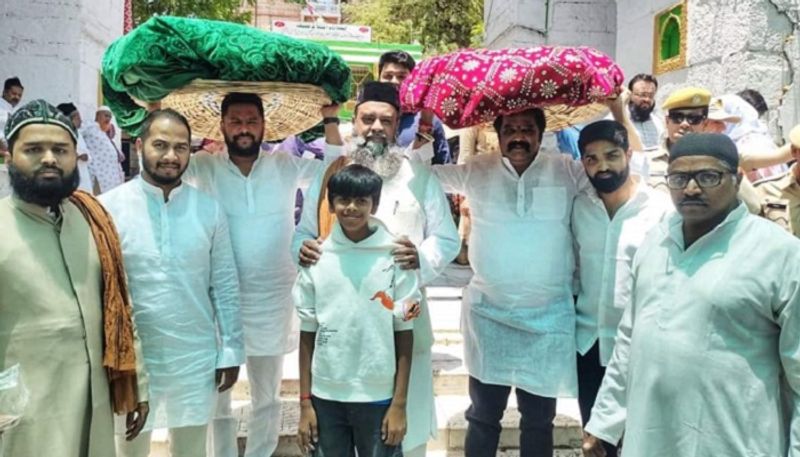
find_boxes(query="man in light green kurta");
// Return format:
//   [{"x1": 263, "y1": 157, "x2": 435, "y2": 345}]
[
  {"x1": 0, "y1": 100, "x2": 149, "y2": 456},
  {"x1": 583, "y1": 133, "x2": 800, "y2": 457}
]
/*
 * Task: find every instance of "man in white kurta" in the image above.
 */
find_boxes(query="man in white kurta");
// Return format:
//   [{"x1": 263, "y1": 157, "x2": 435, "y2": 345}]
[
  {"x1": 0, "y1": 78, "x2": 23, "y2": 199},
  {"x1": 571, "y1": 120, "x2": 672, "y2": 457},
  {"x1": 433, "y1": 108, "x2": 590, "y2": 457},
  {"x1": 183, "y1": 93, "x2": 342, "y2": 457},
  {"x1": 584, "y1": 133, "x2": 800, "y2": 457},
  {"x1": 101, "y1": 110, "x2": 245, "y2": 457},
  {"x1": 293, "y1": 82, "x2": 460, "y2": 457}
]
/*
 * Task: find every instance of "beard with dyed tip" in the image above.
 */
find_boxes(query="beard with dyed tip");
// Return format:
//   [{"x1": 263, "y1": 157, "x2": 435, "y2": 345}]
[{"x1": 346, "y1": 133, "x2": 405, "y2": 178}]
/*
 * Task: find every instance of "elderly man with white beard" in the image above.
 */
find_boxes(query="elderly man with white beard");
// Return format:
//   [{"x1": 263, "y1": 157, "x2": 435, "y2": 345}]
[{"x1": 292, "y1": 81, "x2": 460, "y2": 457}]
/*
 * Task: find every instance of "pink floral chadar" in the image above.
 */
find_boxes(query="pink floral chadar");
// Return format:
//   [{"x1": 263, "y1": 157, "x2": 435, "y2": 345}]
[{"x1": 400, "y1": 46, "x2": 624, "y2": 130}]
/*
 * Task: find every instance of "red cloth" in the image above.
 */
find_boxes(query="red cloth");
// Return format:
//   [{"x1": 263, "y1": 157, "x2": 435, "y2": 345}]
[{"x1": 400, "y1": 46, "x2": 624, "y2": 129}]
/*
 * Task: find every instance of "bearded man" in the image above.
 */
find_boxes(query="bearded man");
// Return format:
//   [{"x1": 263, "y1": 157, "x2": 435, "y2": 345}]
[
  {"x1": 293, "y1": 81, "x2": 460, "y2": 457},
  {"x1": 183, "y1": 92, "x2": 343, "y2": 457},
  {"x1": 0, "y1": 99, "x2": 149, "y2": 456},
  {"x1": 100, "y1": 109, "x2": 244, "y2": 457},
  {"x1": 627, "y1": 74, "x2": 664, "y2": 150}
]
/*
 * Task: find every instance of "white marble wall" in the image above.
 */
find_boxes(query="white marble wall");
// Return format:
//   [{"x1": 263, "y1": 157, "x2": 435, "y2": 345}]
[
  {"x1": 485, "y1": 0, "x2": 617, "y2": 57},
  {"x1": 0, "y1": 0, "x2": 123, "y2": 125}
]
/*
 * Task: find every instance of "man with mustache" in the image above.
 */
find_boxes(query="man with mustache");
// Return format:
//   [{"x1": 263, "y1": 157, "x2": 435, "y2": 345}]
[
  {"x1": 293, "y1": 81, "x2": 460, "y2": 457},
  {"x1": 100, "y1": 109, "x2": 244, "y2": 457},
  {"x1": 626, "y1": 74, "x2": 663, "y2": 150},
  {"x1": 646, "y1": 87, "x2": 762, "y2": 213},
  {"x1": 582, "y1": 133, "x2": 800, "y2": 457},
  {"x1": 378, "y1": 50, "x2": 452, "y2": 164},
  {"x1": 182, "y1": 92, "x2": 343, "y2": 457},
  {"x1": 0, "y1": 99, "x2": 149, "y2": 456},
  {"x1": 432, "y1": 108, "x2": 591, "y2": 457},
  {"x1": 571, "y1": 120, "x2": 672, "y2": 457}
]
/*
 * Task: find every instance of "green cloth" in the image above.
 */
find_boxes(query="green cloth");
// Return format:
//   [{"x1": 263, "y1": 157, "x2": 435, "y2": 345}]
[{"x1": 102, "y1": 16, "x2": 352, "y2": 136}]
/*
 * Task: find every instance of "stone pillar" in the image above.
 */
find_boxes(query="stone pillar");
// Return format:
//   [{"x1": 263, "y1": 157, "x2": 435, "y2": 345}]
[
  {"x1": 484, "y1": 0, "x2": 617, "y2": 57},
  {"x1": 0, "y1": 0, "x2": 123, "y2": 124}
]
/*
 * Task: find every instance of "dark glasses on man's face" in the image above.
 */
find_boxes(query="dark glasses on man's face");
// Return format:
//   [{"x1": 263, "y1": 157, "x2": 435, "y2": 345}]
[{"x1": 667, "y1": 112, "x2": 707, "y2": 125}]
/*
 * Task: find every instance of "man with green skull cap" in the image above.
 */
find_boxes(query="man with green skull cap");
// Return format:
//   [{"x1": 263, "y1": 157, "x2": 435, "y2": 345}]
[{"x1": 0, "y1": 100, "x2": 149, "y2": 457}]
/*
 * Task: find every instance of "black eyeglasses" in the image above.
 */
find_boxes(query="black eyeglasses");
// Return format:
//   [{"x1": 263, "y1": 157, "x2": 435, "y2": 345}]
[
  {"x1": 667, "y1": 112, "x2": 707, "y2": 125},
  {"x1": 666, "y1": 170, "x2": 730, "y2": 189}
]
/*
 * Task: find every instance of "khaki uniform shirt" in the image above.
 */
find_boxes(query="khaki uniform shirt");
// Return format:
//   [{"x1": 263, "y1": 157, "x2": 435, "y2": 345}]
[{"x1": 754, "y1": 165, "x2": 800, "y2": 237}]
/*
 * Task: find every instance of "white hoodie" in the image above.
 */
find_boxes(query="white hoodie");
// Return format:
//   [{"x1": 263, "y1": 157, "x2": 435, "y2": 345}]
[{"x1": 293, "y1": 217, "x2": 420, "y2": 402}]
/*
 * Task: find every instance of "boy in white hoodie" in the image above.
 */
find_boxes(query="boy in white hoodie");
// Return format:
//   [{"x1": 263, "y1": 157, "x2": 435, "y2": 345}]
[{"x1": 294, "y1": 164, "x2": 420, "y2": 457}]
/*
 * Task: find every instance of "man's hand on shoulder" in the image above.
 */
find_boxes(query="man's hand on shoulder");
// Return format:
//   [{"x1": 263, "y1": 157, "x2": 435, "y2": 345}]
[
  {"x1": 299, "y1": 238, "x2": 324, "y2": 267},
  {"x1": 392, "y1": 237, "x2": 420, "y2": 270}
]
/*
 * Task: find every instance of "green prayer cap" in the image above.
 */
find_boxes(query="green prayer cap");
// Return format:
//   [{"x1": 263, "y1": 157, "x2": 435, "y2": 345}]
[{"x1": 5, "y1": 99, "x2": 79, "y2": 144}]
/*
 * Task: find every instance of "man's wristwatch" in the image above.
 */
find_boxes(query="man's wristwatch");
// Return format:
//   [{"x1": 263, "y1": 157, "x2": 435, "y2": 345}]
[{"x1": 322, "y1": 117, "x2": 340, "y2": 125}]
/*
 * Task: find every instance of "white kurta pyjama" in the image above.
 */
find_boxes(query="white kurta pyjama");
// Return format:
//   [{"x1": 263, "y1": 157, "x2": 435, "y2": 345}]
[
  {"x1": 586, "y1": 203, "x2": 800, "y2": 457},
  {"x1": 434, "y1": 151, "x2": 590, "y2": 398},
  {"x1": 184, "y1": 150, "x2": 337, "y2": 356},
  {"x1": 572, "y1": 178, "x2": 672, "y2": 365},
  {"x1": 100, "y1": 178, "x2": 245, "y2": 430}
]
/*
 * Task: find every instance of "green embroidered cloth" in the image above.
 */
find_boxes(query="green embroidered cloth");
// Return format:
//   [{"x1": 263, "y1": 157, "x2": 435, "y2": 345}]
[{"x1": 101, "y1": 16, "x2": 352, "y2": 136}]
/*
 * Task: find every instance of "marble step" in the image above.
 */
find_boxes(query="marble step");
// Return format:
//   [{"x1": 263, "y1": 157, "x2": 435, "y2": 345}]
[{"x1": 151, "y1": 395, "x2": 582, "y2": 456}]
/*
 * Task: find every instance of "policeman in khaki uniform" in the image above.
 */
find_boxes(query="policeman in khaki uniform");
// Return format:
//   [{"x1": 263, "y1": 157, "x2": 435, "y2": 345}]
[
  {"x1": 754, "y1": 124, "x2": 800, "y2": 236},
  {"x1": 647, "y1": 87, "x2": 761, "y2": 212}
]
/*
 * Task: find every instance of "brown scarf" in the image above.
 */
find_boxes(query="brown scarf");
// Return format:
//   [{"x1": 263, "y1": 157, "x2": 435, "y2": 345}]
[
  {"x1": 68, "y1": 190, "x2": 140, "y2": 414},
  {"x1": 316, "y1": 156, "x2": 351, "y2": 240}
]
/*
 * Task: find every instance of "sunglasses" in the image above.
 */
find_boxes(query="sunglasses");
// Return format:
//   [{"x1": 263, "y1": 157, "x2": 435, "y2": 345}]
[{"x1": 667, "y1": 112, "x2": 707, "y2": 125}]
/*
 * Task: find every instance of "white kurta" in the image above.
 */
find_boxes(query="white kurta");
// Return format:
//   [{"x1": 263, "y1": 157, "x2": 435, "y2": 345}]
[
  {"x1": 100, "y1": 178, "x2": 245, "y2": 430},
  {"x1": 184, "y1": 149, "x2": 333, "y2": 356},
  {"x1": 76, "y1": 134, "x2": 93, "y2": 193},
  {"x1": 0, "y1": 98, "x2": 14, "y2": 144},
  {"x1": 572, "y1": 178, "x2": 672, "y2": 365},
  {"x1": 586, "y1": 203, "x2": 800, "y2": 456},
  {"x1": 82, "y1": 123, "x2": 124, "y2": 194},
  {"x1": 293, "y1": 144, "x2": 461, "y2": 449},
  {"x1": 434, "y1": 152, "x2": 590, "y2": 398},
  {"x1": 0, "y1": 164, "x2": 9, "y2": 199}
]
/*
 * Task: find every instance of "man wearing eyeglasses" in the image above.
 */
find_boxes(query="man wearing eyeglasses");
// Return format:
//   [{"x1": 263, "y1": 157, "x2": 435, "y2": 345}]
[
  {"x1": 627, "y1": 74, "x2": 664, "y2": 150},
  {"x1": 644, "y1": 87, "x2": 712, "y2": 193},
  {"x1": 646, "y1": 87, "x2": 762, "y2": 213},
  {"x1": 581, "y1": 133, "x2": 800, "y2": 457}
]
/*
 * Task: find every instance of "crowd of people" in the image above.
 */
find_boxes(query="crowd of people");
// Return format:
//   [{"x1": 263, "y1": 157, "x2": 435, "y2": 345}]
[
  {"x1": 0, "y1": 77, "x2": 128, "y2": 199},
  {"x1": 0, "y1": 46, "x2": 798, "y2": 457}
]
